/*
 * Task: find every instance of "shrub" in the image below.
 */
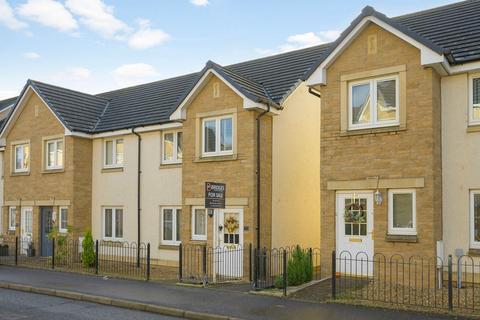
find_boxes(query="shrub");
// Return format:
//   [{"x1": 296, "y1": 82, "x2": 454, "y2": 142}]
[
  {"x1": 82, "y1": 231, "x2": 96, "y2": 267},
  {"x1": 286, "y1": 246, "x2": 312, "y2": 286}
]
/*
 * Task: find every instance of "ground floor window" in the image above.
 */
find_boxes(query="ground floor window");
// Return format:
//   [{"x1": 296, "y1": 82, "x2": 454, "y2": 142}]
[
  {"x1": 388, "y1": 189, "x2": 416, "y2": 235},
  {"x1": 59, "y1": 207, "x2": 68, "y2": 233},
  {"x1": 103, "y1": 207, "x2": 123, "y2": 240},
  {"x1": 192, "y1": 207, "x2": 209, "y2": 241},
  {"x1": 161, "y1": 207, "x2": 181, "y2": 245},
  {"x1": 470, "y1": 191, "x2": 480, "y2": 248},
  {"x1": 8, "y1": 207, "x2": 16, "y2": 231}
]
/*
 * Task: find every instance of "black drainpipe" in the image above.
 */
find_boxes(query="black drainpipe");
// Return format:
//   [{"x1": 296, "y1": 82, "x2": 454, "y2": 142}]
[
  {"x1": 256, "y1": 105, "x2": 270, "y2": 251},
  {"x1": 132, "y1": 127, "x2": 142, "y2": 267}
]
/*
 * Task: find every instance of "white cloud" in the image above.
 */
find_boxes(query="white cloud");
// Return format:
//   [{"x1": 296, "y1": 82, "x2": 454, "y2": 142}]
[
  {"x1": 23, "y1": 51, "x2": 40, "y2": 59},
  {"x1": 128, "y1": 19, "x2": 170, "y2": 50},
  {"x1": 190, "y1": 0, "x2": 209, "y2": 6},
  {"x1": 113, "y1": 63, "x2": 159, "y2": 87},
  {"x1": 17, "y1": 0, "x2": 78, "y2": 32},
  {"x1": 65, "y1": 0, "x2": 130, "y2": 39},
  {"x1": 0, "y1": 0, "x2": 27, "y2": 29},
  {"x1": 67, "y1": 67, "x2": 91, "y2": 79},
  {"x1": 256, "y1": 30, "x2": 341, "y2": 55}
]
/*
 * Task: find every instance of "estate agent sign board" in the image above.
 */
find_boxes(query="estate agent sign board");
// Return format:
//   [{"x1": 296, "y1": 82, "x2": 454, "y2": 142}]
[{"x1": 205, "y1": 182, "x2": 226, "y2": 209}]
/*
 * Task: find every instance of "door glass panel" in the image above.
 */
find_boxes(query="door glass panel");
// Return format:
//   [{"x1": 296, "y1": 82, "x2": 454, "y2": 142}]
[
  {"x1": 344, "y1": 197, "x2": 367, "y2": 236},
  {"x1": 223, "y1": 213, "x2": 240, "y2": 245}
]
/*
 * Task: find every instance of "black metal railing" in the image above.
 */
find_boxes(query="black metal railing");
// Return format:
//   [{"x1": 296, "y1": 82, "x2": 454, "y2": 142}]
[
  {"x1": 0, "y1": 237, "x2": 151, "y2": 280},
  {"x1": 332, "y1": 250, "x2": 480, "y2": 312}
]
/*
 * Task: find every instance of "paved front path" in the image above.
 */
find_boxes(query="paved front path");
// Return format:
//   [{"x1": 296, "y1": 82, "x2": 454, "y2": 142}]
[
  {"x1": 0, "y1": 266, "x2": 462, "y2": 320},
  {"x1": 0, "y1": 288, "x2": 178, "y2": 320}
]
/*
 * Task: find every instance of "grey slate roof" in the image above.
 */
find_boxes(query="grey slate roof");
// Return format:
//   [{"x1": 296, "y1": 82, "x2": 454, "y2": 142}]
[
  {"x1": 0, "y1": 97, "x2": 17, "y2": 111},
  {"x1": 3, "y1": 1, "x2": 480, "y2": 134}
]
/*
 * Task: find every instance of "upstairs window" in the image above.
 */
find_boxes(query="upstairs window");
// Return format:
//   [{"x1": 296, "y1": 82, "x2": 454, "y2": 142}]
[
  {"x1": 349, "y1": 76, "x2": 399, "y2": 130},
  {"x1": 14, "y1": 144, "x2": 29, "y2": 173},
  {"x1": 45, "y1": 139, "x2": 63, "y2": 170},
  {"x1": 104, "y1": 138, "x2": 124, "y2": 168},
  {"x1": 202, "y1": 115, "x2": 233, "y2": 157},
  {"x1": 470, "y1": 76, "x2": 480, "y2": 124},
  {"x1": 162, "y1": 131, "x2": 183, "y2": 164}
]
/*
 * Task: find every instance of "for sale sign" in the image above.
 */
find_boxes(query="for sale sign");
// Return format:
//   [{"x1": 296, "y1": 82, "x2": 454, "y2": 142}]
[{"x1": 205, "y1": 182, "x2": 226, "y2": 209}]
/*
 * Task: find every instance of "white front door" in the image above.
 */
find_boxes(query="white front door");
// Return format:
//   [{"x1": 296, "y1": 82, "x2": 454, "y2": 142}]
[
  {"x1": 21, "y1": 207, "x2": 33, "y2": 255},
  {"x1": 336, "y1": 192, "x2": 374, "y2": 276},
  {"x1": 213, "y1": 208, "x2": 244, "y2": 279}
]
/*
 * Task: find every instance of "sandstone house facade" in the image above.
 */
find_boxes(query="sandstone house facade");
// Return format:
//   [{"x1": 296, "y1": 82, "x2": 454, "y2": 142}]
[{"x1": 0, "y1": 0, "x2": 480, "y2": 277}]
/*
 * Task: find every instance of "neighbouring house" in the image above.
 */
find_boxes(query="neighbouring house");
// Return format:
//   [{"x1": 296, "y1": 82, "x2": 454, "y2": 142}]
[
  {"x1": 305, "y1": 0, "x2": 480, "y2": 274},
  {"x1": 0, "y1": 48, "x2": 322, "y2": 269}
]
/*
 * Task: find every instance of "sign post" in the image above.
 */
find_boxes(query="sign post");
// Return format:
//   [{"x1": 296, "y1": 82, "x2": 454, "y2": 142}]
[{"x1": 205, "y1": 182, "x2": 226, "y2": 209}]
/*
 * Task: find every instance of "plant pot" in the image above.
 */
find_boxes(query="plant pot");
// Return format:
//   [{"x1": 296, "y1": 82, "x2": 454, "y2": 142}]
[
  {"x1": 27, "y1": 248, "x2": 35, "y2": 257},
  {"x1": 0, "y1": 245, "x2": 8, "y2": 256}
]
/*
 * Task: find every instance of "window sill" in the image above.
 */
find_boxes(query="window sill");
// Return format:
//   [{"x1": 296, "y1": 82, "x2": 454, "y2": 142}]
[
  {"x1": 101, "y1": 167, "x2": 124, "y2": 173},
  {"x1": 194, "y1": 154, "x2": 238, "y2": 163},
  {"x1": 10, "y1": 171, "x2": 30, "y2": 177},
  {"x1": 158, "y1": 244, "x2": 180, "y2": 250},
  {"x1": 159, "y1": 163, "x2": 182, "y2": 169},
  {"x1": 385, "y1": 234, "x2": 418, "y2": 243},
  {"x1": 341, "y1": 125, "x2": 406, "y2": 137},
  {"x1": 191, "y1": 237, "x2": 207, "y2": 242},
  {"x1": 467, "y1": 125, "x2": 480, "y2": 133},
  {"x1": 42, "y1": 168, "x2": 64, "y2": 174}
]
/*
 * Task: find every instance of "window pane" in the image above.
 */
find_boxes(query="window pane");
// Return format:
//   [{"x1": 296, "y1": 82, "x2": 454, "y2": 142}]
[
  {"x1": 26, "y1": 210, "x2": 32, "y2": 234},
  {"x1": 60, "y1": 208, "x2": 68, "y2": 229},
  {"x1": 23, "y1": 145, "x2": 29, "y2": 169},
  {"x1": 57, "y1": 141, "x2": 63, "y2": 167},
  {"x1": 47, "y1": 142, "x2": 55, "y2": 167},
  {"x1": 220, "y1": 118, "x2": 232, "y2": 151},
  {"x1": 352, "y1": 83, "x2": 371, "y2": 124},
  {"x1": 176, "y1": 209, "x2": 181, "y2": 241},
  {"x1": 163, "y1": 209, "x2": 173, "y2": 241},
  {"x1": 177, "y1": 132, "x2": 183, "y2": 160},
  {"x1": 474, "y1": 194, "x2": 480, "y2": 242},
  {"x1": 393, "y1": 193, "x2": 413, "y2": 228},
  {"x1": 116, "y1": 140, "x2": 124, "y2": 165},
  {"x1": 163, "y1": 133, "x2": 174, "y2": 161},
  {"x1": 105, "y1": 141, "x2": 113, "y2": 165},
  {"x1": 473, "y1": 78, "x2": 480, "y2": 120},
  {"x1": 15, "y1": 146, "x2": 23, "y2": 170},
  {"x1": 194, "y1": 209, "x2": 206, "y2": 235},
  {"x1": 115, "y1": 209, "x2": 123, "y2": 238},
  {"x1": 104, "y1": 209, "x2": 112, "y2": 237},
  {"x1": 377, "y1": 79, "x2": 397, "y2": 121},
  {"x1": 204, "y1": 120, "x2": 216, "y2": 153}
]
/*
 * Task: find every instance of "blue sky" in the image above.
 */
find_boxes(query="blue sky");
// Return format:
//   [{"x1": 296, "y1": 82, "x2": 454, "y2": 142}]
[{"x1": 0, "y1": 0, "x2": 456, "y2": 100}]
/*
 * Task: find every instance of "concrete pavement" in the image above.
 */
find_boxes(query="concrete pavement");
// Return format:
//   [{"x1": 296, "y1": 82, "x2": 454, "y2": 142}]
[{"x1": 0, "y1": 266, "x2": 464, "y2": 320}]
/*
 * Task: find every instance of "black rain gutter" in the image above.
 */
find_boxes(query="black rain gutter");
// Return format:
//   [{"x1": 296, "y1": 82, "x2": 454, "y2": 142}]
[
  {"x1": 256, "y1": 105, "x2": 270, "y2": 252},
  {"x1": 308, "y1": 88, "x2": 321, "y2": 98},
  {"x1": 132, "y1": 127, "x2": 142, "y2": 267}
]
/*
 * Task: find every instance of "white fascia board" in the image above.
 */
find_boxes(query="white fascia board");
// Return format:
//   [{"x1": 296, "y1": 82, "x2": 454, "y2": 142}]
[
  {"x1": 446, "y1": 61, "x2": 480, "y2": 74},
  {"x1": 1, "y1": 86, "x2": 69, "y2": 139},
  {"x1": 170, "y1": 68, "x2": 273, "y2": 120},
  {"x1": 67, "y1": 122, "x2": 183, "y2": 139},
  {"x1": 306, "y1": 16, "x2": 446, "y2": 86}
]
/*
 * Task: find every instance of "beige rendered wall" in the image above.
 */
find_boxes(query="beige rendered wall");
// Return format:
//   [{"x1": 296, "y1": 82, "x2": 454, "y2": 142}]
[
  {"x1": 271, "y1": 82, "x2": 321, "y2": 248},
  {"x1": 441, "y1": 73, "x2": 480, "y2": 259},
  {"x1": 91, "y1": 130, "x2": 182, "y2": 263}
]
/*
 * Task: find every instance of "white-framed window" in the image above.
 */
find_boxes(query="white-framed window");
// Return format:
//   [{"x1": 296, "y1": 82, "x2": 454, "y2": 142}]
[
  {"x1": 388, "y1": 189, "x2": 416, "y2": 235},
  {"x1": 161, "y1": 207, "x2": 181, "y2": 245},
  {"x1": 14, "y1": 143, "x2": 29, "y2": 173},
  {"x1": 470, "y1": 190, "x2": 480, "y2": 249},
  {"x1": 103, "y1": 207, "x2": 124, "y2": 240},
  {"x1": 202, "y1": 115, "x2": 233, "y2": 157},
  {"x1": 59, "y1": 206, "x2": 68, "y2": 233},
  {"x1": 191, "y1": 207, "x2": 208, "y2": 240},
  {"x1": 45, "y1": 139, "x2": 63, "y2": 170},
  {"x1": 104, "y1": 138, "x2": 124, "y2": 168},
  {"x1": 8, "y1": 207, "x2": 16, "y2": 231},
  {"x1": 348, "y1": 75, "x2": 399, "y2": 130},
  {"x1": 469, "y1": 75, "x2": 480, "y2": 125},
  {"x1": 162, "y1": 131, "x2": 183, "y2": 164}
]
